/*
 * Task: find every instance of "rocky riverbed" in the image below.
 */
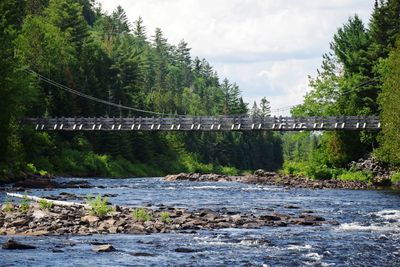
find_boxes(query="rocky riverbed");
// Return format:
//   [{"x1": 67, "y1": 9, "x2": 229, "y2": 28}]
[
  {"x1": 164, "y1": 171, "x2": 393, "y2": 189},
  {"x1": 0, "y1": 199, "x2": 328, "y2": 237}
]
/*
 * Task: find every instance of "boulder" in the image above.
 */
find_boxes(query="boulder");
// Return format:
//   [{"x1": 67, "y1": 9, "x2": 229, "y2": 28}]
[
  {"x1": 254, "y1": 169, "x2": 267, "y2": 176},
  {"x1": 299, "y1": 214, "x2": 325, "y2": 222},
  {"x1": 108, "y1": 226, "x2": 118, "y2": 234},
  {"x1": 81, "y1": 215, "x2": 99, "y2": 224},
  {"x1": 10, "y1": 218, "x2": 29, "y2": 227},
  {"x1": 91, "y1": 244, "x2": 115, "y2": 252},
  {"x1": 175, "y1": 247, "x2": 198, "y2": 253},
  {"x1": 2, "y1": 239, "x2": 36, "y2": 250},
  {"x1": 128, "y1": 223, "x2": 146, "y2": 234},
  {"x1": 284, "y1": 205, "x2": 300, "y2": 209},
  {"x1": 32, "y1": 209, "x2": 47, "y2": 219}
]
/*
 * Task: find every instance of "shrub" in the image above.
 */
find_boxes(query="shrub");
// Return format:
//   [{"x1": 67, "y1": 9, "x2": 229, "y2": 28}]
[
  {"x1": 180, "y1": 153, "x2": 213, "y2": 173},
  {"x1": 390, "y1": 172, "x2": 400, "y2": 185},
  {"x1": 132, "y1": 208, "x2": 152, "y2": 222},
  {"x1": 281, "y1": 161, "x2": 307, "y2": 176},
  {"x1": 337, "y1": 170, "x2": 373, "y2": 183},
  {"x1": 305, "y1": 165, "x2": 336, "y2": 180},
  {"x1": 52, "y1": 149, "x2": 84, "y2": 176},
  {"x1": 85, "y1": 194, "x2": 113, "y2": 218},
  {"x1": 26, "y1": 163, "x2": 37, "y2": 174},
  {"x1": 219, "y1": 166, "x2": 239, "y2": 176},
  {"x1": 19, "y1": 193, "x2": 30, "y2": 213},
  {"x1": 38, "y1": 199, "x2": 54, "y2": 210},
  {"x1": 2, "y1": 197, "x2": 14, "y2": 213},
  {"x1": 160, "y1": 211, "x2": 172, "y2": 223},
  {"x1": 240, "y1": 170, "x2": 253, "y2": 175},
  {"x1": 83, "y1": 153, "x2": 109, "y2": 176},
  {"x1": 26, "y1": 163, "x2": 48, "y2": 176}
]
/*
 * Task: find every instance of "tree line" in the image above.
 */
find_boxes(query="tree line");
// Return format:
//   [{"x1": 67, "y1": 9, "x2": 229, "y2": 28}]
[
  {"x1": 283, "y1": 0, "x2": 400, "y2": 180},
  {"x1": 0, "y1": 0, "x2": 282, "y2": 180}
]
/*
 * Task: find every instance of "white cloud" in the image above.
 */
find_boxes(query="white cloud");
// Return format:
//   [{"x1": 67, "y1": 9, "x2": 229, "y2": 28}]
[{"x1": 99, "y1": 0, "x2": 375, "y2": 115}]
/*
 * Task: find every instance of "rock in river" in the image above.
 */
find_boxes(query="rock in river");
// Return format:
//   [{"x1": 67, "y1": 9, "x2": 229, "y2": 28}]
[
  {"x1": 91, "y1": 244, "x2": 115, "y2": 252},
  {"x1": 175, "y1": 247, "x2": 198, "y2": 253},
  {"x1": 2, "y1": 239, "x2": 36, "y2": 250}
]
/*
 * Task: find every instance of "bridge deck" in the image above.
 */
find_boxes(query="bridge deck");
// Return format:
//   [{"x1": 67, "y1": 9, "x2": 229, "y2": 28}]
[{"x1": 26, "y1": 116, "x2": 381, "y2": 131}]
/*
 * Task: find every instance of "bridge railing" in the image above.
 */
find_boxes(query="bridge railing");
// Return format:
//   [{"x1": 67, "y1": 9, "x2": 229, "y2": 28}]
[{"x1": 25, "y1": 115, "x2": 381, "y2": 132}]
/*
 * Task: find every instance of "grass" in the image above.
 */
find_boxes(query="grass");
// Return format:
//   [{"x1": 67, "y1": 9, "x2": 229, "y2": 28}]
[
  {"x1": 160, "y1": 211, "x2": 172, "y2": 223},
  {"x1": 85, "y1": 194, "x2": 113, "y2": 218},
  {"x1": 19, "y1": 193, "x2": 30, "y2": 213},
  {"x1": 2, "y1": 197, "x2": 14, "y2": 213},
  {"x1": 38, "y1": 199, "x2": 54, "y2": 210},
  {"x1": 132, "y1": 208, "x2": 152, "y2": 222}
]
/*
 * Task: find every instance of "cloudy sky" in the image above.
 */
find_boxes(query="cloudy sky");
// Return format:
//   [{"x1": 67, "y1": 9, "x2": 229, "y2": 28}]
[{"x1": 99, "y1": 0, "x2": 374, "y2": 115}]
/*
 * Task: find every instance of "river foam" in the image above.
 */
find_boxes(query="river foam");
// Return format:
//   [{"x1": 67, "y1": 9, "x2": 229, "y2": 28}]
[{"x1": 339, "y1": 209, "x2": 400, "y2": 232}]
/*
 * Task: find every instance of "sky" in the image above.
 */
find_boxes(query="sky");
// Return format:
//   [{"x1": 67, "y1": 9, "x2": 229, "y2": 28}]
[{"x1": 98, "y1": 0, "x2": 375, "y2": 115}]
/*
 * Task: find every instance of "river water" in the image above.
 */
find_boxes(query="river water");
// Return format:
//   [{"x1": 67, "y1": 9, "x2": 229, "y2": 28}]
[{"x1": 1, "y1": 177, "x2": 399, "y2": 266}]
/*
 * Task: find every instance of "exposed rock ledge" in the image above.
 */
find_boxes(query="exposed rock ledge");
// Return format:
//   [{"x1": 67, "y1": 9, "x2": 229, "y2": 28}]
[
  {"x1": 0, "y1": 202, "x2": 327, "y2": 236},
  {"x1": 165, "y1": 172, "x2": 386, "y2": 190}
]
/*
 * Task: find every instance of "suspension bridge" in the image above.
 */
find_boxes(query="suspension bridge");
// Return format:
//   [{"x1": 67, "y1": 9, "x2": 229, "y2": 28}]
[
  {"x1": 23, "y1": 69, "x2": 381, "y2": 132},
  {"x1": 26, "y1": 115, "x2": 381, "y2": 132}
]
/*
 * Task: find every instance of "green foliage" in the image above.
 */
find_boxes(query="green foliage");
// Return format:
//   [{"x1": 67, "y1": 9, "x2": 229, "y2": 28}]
[
  {"x1": 26, "y1": 163, "x2": 37, "y2": 174},
  {"x1": 85, "y1": 194, "x2": 113, "y2": 218},
  {"x1": 0, "y1": 0, "x2": 282, "y2": 181},
  {"x1": 305, "y1": 165, "x2": 342, "y2": 180},
  {"x1": 2, "y1": 197, "x2": 14, "y2": 213},
  {"x1": 180, "y1": 153, "x2": 213, "y2": 173},
  {"x1": 390, "y1": 173, "x2": 400, "y2": 185},
  {"x1": 281, "y1": 161, "x2": 308, "y2": 176},
  {"x1": 282, "y1": 160, "x2": 374, "y2": 182},
  {"x1": 19, "y1": 193, "x2": 30, "y2": 213},
  {"x1": 0, "y1": 0, "x2": 38, "y2": 178},
  {"x1": 288, "y1": 9, "x2": 397, "y2": 171},
  {"x1": 218, "y1": 166, "x2": 239, "y2": 176},
  {"x1": 376, "y1": 38, "x2": 400, "y2": 164},
  {"x1": 132, "y1": 208, "x2": 152, "y2": 222},
  {"x1": 337, "y1": 170, "x2": 373, "y2": 183},
  {"x1": 38, "y1": 199, "x2": 54, "y2": 210},
  {"x1": 26, "y1": 163, "x2": 48, "y2": 176},
  {"x1": 0, "y1": 0, "x2": 284, "y2": 179},
  {"x1": 160, "y1": 211, "x2": 172, "y2": 224}
]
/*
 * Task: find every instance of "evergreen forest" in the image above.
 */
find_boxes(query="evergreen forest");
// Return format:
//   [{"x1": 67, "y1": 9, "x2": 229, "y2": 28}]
[{"x1": 0, "y1": 0, "x2": 282, "y2": 180}]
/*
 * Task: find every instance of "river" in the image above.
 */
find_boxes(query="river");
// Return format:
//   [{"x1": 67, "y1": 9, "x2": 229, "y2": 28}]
[{"x1": 1, "y1": 177, "x2": 399, "y2": 266}]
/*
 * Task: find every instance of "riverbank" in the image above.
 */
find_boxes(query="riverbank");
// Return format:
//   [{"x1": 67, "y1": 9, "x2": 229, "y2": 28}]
[
  {"x1": 164, "y1": 171, "x2": 399, "y2": 190},
  {"x1": 2, "y1": 170, "x2": 398, "y2": 193}
]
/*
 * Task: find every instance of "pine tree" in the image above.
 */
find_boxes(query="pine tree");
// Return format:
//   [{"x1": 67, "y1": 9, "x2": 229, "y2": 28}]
[
  {"x1": 111, "y1": 5, "x2": 130, "y2": 34},
  {"x1": 46, "y1": 0, "x2": 89, "y2": 50},
  {"x1": 250, "y1": 101, "x2": 260, "y2": 118},
  {"x1": 133, "y1": 16, "x2": 146, "y2": 41},
  {"x1": 260, "y1": 97, "x2": 271, "y2": 117}
]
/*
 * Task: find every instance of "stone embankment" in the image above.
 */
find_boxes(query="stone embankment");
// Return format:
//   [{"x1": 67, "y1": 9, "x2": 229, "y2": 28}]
[
  {"x1": 0, "y1": 201, "x2": 327, "y2": 237},
  {"x1": 165, "y1": 172, "x2": 381, "y2": 189},
  {"x1": 349, "y1": 154, "x2": 393, "y2": 186}
]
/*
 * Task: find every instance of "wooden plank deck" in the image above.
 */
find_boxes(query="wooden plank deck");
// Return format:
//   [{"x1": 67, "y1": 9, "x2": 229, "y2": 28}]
[{"x1": 25, "y1": 116, "x2": 381, "y2": 132}]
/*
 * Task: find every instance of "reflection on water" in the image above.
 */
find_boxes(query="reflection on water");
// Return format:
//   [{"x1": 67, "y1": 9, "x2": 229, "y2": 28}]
[{"x1": 0, "y1": 177, "x2": 399, "y2": 266}]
